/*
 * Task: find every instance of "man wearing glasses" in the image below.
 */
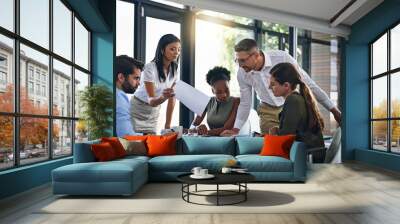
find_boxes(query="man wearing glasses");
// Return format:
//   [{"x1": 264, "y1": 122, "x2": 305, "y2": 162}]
[
  {"x1": 221, "y1": 38, "x2": 341, "y2": 136},
  {"x1": 115, "y1": 55, "x2": 144, "y2": 137}
]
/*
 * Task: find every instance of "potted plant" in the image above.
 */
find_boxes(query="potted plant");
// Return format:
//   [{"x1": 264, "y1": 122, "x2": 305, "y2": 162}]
[{"x1": 79, "y1": 84, "x2": 113, "y2": 140}]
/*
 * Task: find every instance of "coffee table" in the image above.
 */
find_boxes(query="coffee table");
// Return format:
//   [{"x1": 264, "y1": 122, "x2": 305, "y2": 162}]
[{"x1": 177, "y1": 172, "x2": 255, "y2": 206}]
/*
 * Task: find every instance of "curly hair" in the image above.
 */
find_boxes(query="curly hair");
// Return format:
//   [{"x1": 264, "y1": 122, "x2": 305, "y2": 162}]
[{"x1": 206, "y1": 66, "x2": 231, "y2": 86}]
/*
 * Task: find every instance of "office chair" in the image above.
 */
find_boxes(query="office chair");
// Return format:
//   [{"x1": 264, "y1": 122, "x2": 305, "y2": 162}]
[
  {"x1": 307, "y1": 127, "x2": 341, "y2": 163},
  {"x1": 324, "y1": 127, "x2": 341, "y2": 163}
]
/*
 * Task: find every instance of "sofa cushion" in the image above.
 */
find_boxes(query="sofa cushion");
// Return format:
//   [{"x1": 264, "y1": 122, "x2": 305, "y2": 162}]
[
  {"x1": 91, "y1": 142, "x2": 118, "y2": 161},
  {"x1": 236, "y1": 155, "x2": 293, "y2": 172},
  {"x1": 101, "y1": 137, "x2": 127, "y2": 158},
  {"x1": 148, "y1": 154, "x2": 235, "y2": 172},
  {"x1": 260, "y1": 135, "x2": 296, "y2": 159},
  {"x1": 180, "y1": 137, "x2": 235, "y2": 155},
  {"x1": 119, "y1": 138, "x2": 147, "y2": 156},
  {"x1": 52, "y1": 158, "x2": 147, "y2": 183},
  {"x1": 235, "y1": 137, "x2": 263, "y2": 155},
  {"x1": 73, "y1": 140, "x2": 100, "y2": 163},
  {"x1": 115, "y1": 155, "x2": 150, "y2": 163},
  {"x1": 147, "y1": 134, "x2": 178, "y2": 157},
  {"x1": 124, "y1": 135, "x2": 148, "y2": 141}
]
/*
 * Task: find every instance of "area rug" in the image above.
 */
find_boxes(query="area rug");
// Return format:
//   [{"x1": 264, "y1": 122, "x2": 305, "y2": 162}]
[{"x1": 37, "y1": 183, "x2": 362, "y2": 214}]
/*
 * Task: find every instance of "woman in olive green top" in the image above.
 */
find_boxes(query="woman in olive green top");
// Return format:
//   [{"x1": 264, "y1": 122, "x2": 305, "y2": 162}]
[
  {"x1": 191, "y1": 66, "x2": 240, "y2": 136},
  {"x1": 268, "y1": 63, "x2": 324, "y2": 155}
]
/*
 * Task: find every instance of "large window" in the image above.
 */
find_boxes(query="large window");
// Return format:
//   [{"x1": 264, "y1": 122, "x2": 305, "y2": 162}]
[
  {"x1": 0, "y1": 0, "x2": 14, "y2": 32},
  {"x1": 297, "y1": 30, "x2": 341, "y2": 136},
  {"x1": 0, "y1": 0, "x2": 91, "y2": 170},
  {"x1": 20, "y1": 0, "x2": 49, "y2": 49},
  {"x1": 261, "y1": 22, "x2": 289, "y2": 53},
  {"x1": 370, "y1": 24, "x2": 400, "y2": 153},
  {"x1": 195, "y1": 11, "x2": 255, "y2": 98},
  {"x1": 116, "y1": 0, "x2": 134, "y2": 57}
]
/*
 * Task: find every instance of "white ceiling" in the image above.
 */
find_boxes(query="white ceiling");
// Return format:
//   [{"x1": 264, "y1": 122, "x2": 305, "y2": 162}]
[
  {"x1": 169, "y1": 0, "x2": 384, "y2": 37},
  {"x1": 223, "y1": 0, "x2": 384, "y2": 26},
  {"x1": 225, "y1": 0, "x2": 352, "y2": 24}
]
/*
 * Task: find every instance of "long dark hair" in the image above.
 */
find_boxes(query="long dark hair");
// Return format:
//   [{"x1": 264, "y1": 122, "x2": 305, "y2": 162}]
[
  {"x1": 152, "y1": 34, "x2": 180, "y2": 82},
  {"x1": 270, "y1": 62, "x2": 324, "y2": 132}
]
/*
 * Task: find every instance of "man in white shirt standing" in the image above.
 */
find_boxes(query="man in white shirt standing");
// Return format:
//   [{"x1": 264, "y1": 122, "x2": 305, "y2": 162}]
[{"x1": 221, "y1": 38, "x2": 341, "y2": 136}]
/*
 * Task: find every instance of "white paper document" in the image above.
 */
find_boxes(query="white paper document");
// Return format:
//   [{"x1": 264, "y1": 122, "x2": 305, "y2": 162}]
[{"x1": 174, "y1": 80, "x2": 210, "y2": 116}]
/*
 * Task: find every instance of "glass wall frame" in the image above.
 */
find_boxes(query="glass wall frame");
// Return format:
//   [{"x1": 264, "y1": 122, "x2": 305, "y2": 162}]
[
  {"x1": 370, "y1": 22, "x2": 400, "y2": 154},
  {"x1": 0, "y1": 0, "x2": 91, "y2": 171},
  {"x1": 296, "y1": 30, "x2": 342, "y2": 135}
]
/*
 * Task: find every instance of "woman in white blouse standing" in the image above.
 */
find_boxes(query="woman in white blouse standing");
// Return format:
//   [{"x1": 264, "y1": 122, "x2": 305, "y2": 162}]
[{"x1": 131, "y1": 34, "x2": 181, "y2": 134}]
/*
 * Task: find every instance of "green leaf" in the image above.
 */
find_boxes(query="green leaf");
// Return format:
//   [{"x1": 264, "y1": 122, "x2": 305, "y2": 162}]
[{"x1": 79, "y1": 84, "x2": 113, "y2": 140}]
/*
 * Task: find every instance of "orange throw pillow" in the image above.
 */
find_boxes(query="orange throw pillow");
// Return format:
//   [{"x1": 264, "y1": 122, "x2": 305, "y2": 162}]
[
  {"x1": 124, "y1": 135, "x2": 148, "y2": 141},
  {"x1": 91, "y1": 142, "x2": 117, "y2": 161},
  {"x1": 260, "y1": 134, "x2": 296, "y2": 159},
  {"x1": 146, "y1": 134, "x2": 178, "y2": 157},
  {"x1": 101, "y1": 137, "x2": 126, "y2": 158}
]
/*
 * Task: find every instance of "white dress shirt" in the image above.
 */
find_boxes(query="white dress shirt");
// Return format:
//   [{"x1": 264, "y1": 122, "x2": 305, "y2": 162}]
[
  {"x1": 134, "y1": 61, "x2": 177, "y2": 103},
  {"x1": 234, "y1": 50, "x2": 335, "y2": 129}
]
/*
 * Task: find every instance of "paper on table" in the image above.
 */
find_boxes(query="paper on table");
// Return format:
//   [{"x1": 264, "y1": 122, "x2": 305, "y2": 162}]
[{"x1": 174, "y1": 80, "x2": 210, "y2": 116}]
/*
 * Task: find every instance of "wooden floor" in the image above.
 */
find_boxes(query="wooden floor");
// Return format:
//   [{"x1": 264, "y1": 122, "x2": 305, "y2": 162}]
[{"x1": 1, "y1": 162, "x2": 400, "y2": 224}]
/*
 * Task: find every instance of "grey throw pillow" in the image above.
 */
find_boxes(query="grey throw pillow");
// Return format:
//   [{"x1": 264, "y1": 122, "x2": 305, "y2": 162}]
[{"x1": 119, "y1": 138, "x2": 147, "y2": 156}]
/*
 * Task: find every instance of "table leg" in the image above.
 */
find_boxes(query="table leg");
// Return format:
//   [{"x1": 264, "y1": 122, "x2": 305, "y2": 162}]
[
  {"x1": 217, "y1": 184, "x2": 219, "y2": 206},
  {"x1": 245, "y1": 183, "x2": 247, "y2": 201},
  {"x1": 187, "y1": 184, "x2": 190, "y2": 202},
  {"x1": 181, "y1": 184, "x2": 183, "y2": 199}
]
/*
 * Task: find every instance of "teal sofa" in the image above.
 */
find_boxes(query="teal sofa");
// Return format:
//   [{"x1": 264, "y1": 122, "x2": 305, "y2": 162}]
[{"x1": 52, "y1": 137, "x2": 306, "y2": 195}]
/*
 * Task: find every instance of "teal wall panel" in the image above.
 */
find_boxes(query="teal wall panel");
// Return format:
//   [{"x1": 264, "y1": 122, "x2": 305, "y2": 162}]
[
  {"x1": 0, "y1": 158, "x2": 72, "y2": 199},
  {"x1": 343, "y1": 44, "x2": 369, "y2": 159},
  {"x1": 345, "y1": 0, "x2": 400, "y2": 171},
  {"x1": 92, "y1": 32, "x2": 114, "y2": 87},
  {"x1": 355, "y1": 149, "x2": 400, "y2": 172}
]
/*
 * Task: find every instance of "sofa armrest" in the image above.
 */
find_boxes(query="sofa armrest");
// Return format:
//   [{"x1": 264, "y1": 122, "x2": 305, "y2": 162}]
[
  {"x1": 289, "y1": 141, "x2": 307, "y2": 181},
  {"x1": 73, "y1": 140, "x2": 100, "y2": 163}
]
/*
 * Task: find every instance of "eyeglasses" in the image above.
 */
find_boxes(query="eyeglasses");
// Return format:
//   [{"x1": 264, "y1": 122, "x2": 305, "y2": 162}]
[{"x1": 234, "y1": 52, "x2": 256, "y2": 65}]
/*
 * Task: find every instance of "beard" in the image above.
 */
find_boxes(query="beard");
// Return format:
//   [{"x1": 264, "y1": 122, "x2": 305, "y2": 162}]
[
  {"x1": 121, "y1": 80, "x2": 137, "y2": 94},
  {"x1": 242, "y1": 66, "x2": 251, "y2": 72}
]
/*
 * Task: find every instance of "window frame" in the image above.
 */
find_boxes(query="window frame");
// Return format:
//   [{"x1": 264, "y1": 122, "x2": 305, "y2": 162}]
[
  {"x1": 0, "y1": 0, "x2": 92, "y2": 171},
  {"x1": 0, "y1": 54, "x2": 7, "y2": 84},
  {"x1": 369, "y1": 20, "x2": 400, "y2": 154}
]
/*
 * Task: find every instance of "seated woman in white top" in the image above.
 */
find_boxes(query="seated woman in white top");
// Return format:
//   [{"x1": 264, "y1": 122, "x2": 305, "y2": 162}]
[{"x1": 131, "y1": 34, "x2": 180, "y2": 134}]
